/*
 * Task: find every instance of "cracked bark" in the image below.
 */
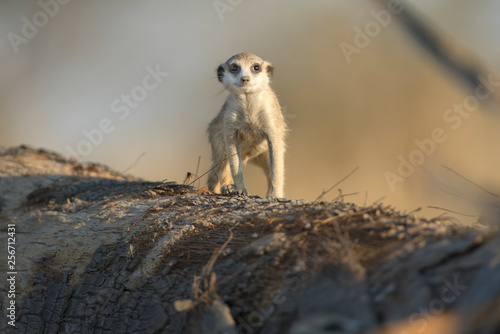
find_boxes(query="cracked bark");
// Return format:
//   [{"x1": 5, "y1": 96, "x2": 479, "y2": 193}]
[{"x1": 0, "y1": 146, "x2": 499, "y2": 334}]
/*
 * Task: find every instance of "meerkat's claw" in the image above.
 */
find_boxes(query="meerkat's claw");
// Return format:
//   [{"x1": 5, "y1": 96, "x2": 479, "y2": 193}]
[{"x1": 221, "y1": 185, "x2": 248, "y2": 196}]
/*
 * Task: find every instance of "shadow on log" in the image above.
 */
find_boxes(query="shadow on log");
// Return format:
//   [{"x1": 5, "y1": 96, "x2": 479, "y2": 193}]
[{"x1": 0, "y1": 146, "x2": 499, "y2": 334}]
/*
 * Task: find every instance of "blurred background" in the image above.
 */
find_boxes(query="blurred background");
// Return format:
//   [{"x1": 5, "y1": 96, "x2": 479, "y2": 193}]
[{"x1": 1, "y1": 0, "x2": 500, "y2": 221}]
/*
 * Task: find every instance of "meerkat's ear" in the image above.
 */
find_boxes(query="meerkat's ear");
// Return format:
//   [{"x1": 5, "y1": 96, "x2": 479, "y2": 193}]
[
  {"x1": 265, "y1": 62, "x2": 274, "y2": 80},
  {"x1": 217, "y1": 64, "x2": 225, "y2": 82}
]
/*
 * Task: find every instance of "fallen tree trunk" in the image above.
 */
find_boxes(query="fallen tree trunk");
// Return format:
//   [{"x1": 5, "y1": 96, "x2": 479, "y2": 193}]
[{"x1": 0, "y1": 146, "x2": 499, "y2": 334}]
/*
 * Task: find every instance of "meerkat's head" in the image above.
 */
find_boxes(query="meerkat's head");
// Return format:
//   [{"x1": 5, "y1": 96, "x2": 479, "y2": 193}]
[{"x1": 217, "y1": 53, "x2": 274, "y2": 95}]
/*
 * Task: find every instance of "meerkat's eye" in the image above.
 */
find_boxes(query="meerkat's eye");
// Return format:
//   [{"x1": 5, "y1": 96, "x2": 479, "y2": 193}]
[
  {"x1": 230, "y1": 64, "x2": 239, "y2": 73},
  {"x1": 252, "y1": 64, "x2": 261, "y2": 72}
]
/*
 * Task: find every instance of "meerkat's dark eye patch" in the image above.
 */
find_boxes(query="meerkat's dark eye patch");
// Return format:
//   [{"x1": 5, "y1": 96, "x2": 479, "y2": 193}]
[
  {"x1": 252, "y1": 64, "x2": 261, "y2": 73},
  {"x1": 229, "y1": 64, "x2": 240, "y2": 74}
]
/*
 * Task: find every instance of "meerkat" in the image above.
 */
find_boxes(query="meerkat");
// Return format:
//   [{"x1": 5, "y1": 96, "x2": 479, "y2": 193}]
[{"x1": 207, "y1": 52, "x2": 286, "y2": 198}]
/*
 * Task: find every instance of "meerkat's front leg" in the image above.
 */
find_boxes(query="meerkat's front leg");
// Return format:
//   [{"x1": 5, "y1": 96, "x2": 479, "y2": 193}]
[
  {"x1": 223, "y1": 130, "x2": 248, "y2": 196},
  {"x1": 267, "y1": 132, "x2": 285, "y2": 198}
]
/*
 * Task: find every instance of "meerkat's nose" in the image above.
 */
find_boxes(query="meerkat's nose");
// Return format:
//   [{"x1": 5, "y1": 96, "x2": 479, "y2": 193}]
[{"x1": 241, "y1": 76, "x2": 250, "y2": 83}]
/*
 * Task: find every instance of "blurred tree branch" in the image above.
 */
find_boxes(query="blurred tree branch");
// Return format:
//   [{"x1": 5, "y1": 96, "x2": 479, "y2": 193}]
[{"x1": 375, "y1": 0, "x2": 500, "y2": 108}]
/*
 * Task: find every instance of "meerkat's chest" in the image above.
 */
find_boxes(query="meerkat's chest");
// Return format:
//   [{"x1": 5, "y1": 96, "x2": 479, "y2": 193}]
[
  {"x1": 233, "y1": 113, "x2": 268, "y2": 156},
  {"x1": 223, "y1": 95, "x2": 270, "y2": 154},
  {"x1": 226, "y1": 104, "x2": 266, "y2": 132}
]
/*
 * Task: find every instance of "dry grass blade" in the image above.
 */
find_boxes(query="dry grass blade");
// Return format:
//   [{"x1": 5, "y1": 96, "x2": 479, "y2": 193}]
[
  {"x1": 316, "y1": 166, "x2": 359, "y2": 202},
  {"x1": 202, "y1": 230, "x2": 234, "y2": 277},
  {"x1": 189, "y1": 153, "x2": 238, "y2": 187}
]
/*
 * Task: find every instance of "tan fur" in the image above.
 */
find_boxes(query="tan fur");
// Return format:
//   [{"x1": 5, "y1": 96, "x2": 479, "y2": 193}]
[{"x1": 207, "y1": 53, "x2": 286, "y2": 197}]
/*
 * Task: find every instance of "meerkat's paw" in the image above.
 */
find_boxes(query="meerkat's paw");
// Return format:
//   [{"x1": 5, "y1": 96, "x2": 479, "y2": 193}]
[{"x1": 221, "y1": 184, "x2": 248, "y2": 196}]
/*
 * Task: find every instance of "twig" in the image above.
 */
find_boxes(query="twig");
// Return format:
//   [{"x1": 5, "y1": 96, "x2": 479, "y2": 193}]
[
  {"x1": 183, "y1": 172, "x2": 193, "y2": 185},
  {"x1": 332, "y1": 191, "x2": 359, "y2": 203},
  {"x1": 315, "y1": 166, "x2": 359, "y2": 202},
  {"x1": 195, "y1": 155, "x2": 201, "y2": 190},
  {"x1": 202, "y1": 230, "x2": 234, "y2": 277},
  {"x1": 122, "y1": 152, "x2": 146, "y2": 174},
  {"x1": 188, "y1": 162, "x2": 220, "y2": 187},
  {"x1": 189, "y1": 152, "x2": 237, "y2": 186},
  {"x1": 191, "y1": 230, "x2": 234, "y2": 301},
  {"x1": 442, "y1": 165, "x2": 500, "y2": 199},
  {"x1": 428, "y1": 205, "x2": 479, "y2": 218},
  {"x1": 408, "y1": 207, "x2": 422, "y2": 214}
]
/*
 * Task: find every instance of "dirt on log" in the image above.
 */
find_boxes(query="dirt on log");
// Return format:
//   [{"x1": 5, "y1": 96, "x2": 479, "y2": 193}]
[{"x1": 1, "y1": 145, "x2": 499, "y2": 334}]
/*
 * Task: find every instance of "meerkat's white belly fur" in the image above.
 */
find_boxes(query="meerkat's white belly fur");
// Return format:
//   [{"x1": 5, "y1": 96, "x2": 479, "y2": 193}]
[
  {"x1": 236, "y1": 128, "x2": 267, "y2": 161},
  {"x1": 206, "y1": 53, "x2": 286, "y2": 198}
]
